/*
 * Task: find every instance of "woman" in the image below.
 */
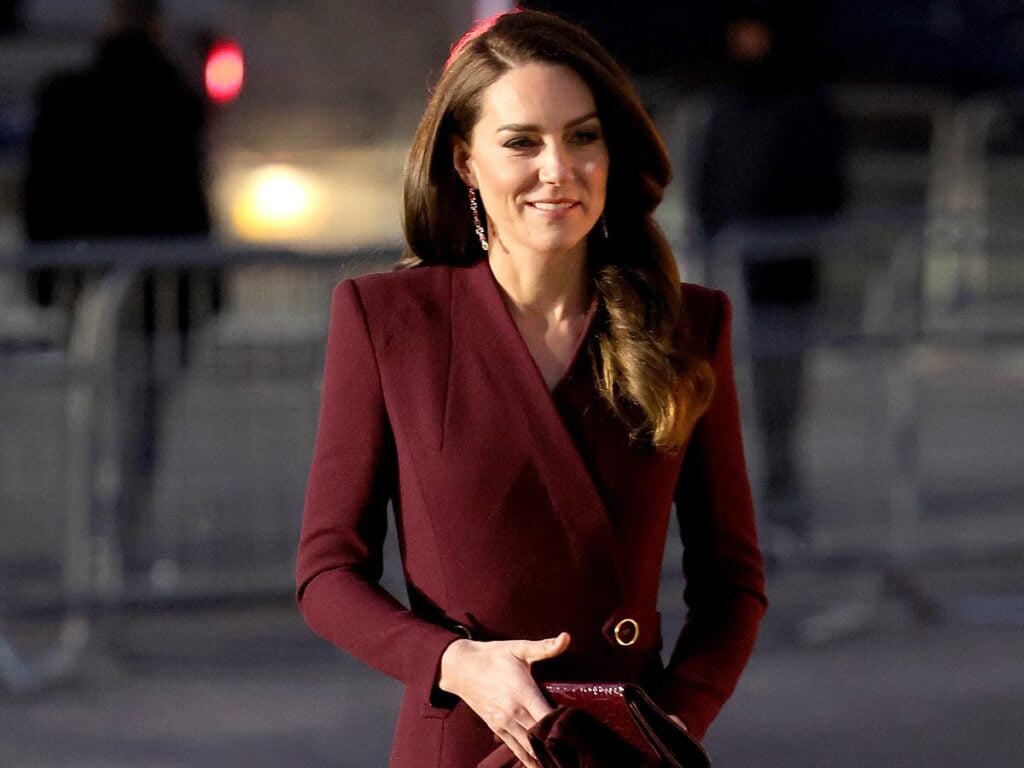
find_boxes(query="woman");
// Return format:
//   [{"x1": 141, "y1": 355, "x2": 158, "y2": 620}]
[{"x1": 296, "y1": 10, "x2": 766, "y2": 767}]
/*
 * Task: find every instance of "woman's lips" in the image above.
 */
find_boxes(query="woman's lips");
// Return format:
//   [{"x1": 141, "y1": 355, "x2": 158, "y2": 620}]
[{"x1": 527, "y1": 200, "x2": 579, "y2": 212}]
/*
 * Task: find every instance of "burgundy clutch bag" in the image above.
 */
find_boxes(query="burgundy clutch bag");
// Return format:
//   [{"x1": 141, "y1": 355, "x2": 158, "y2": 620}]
[{"x1": 540, "y1": 682, "x2": 711, "y2": 768}]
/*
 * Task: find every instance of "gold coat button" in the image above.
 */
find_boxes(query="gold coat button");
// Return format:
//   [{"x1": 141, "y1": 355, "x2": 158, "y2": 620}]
[{"x1": 613, "y1": 618, "x2": 639, "y2": 647}]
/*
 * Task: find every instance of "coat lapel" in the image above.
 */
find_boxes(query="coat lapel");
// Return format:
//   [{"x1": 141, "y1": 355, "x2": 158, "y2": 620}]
[{"x1": 445, "y1": 259, "x2": 624, "y2": 601}]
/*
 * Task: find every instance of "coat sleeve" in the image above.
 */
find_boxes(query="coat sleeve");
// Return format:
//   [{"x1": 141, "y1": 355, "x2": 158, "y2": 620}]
[
  {"x1": 658, "y1": 289, "x2": 768, "y2": 738},
  {"x1": 296, "y1": 279, "x2": 461, "y2": 709}
]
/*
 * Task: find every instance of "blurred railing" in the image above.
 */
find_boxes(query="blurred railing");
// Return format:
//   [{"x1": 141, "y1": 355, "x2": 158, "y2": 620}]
[
  {"x1": 0, "y1": 240, "x2": 399, "y2": 691},
  {"x1": 662, "y1": 83, "x2": 1024, "y2": 643},
  {"x1": 703, "y1": 208, "x2": 1024, "y2": 642}
]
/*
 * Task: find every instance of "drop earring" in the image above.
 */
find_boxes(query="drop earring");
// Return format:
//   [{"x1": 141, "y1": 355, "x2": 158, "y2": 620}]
[
  {"x1": 469, "y1": 188, "x2": 489, "y2": 252},
  {"x1": 600, "y1": 214, "x2": 609, "y2": 239}
]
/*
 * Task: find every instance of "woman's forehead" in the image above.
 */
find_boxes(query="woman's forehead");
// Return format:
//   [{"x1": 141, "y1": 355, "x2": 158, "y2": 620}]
[{"x1": 474, "y1": 62, "x2": 598, "y2": 131}]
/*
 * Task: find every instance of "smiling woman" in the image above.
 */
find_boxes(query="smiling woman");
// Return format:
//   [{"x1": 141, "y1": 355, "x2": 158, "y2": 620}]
[
  {"x1": 452, "y1": 62, "x2": 609, "y2": 264},
  {"x1": 296, "y1": 9, "x2": 766, "y2": 768}
]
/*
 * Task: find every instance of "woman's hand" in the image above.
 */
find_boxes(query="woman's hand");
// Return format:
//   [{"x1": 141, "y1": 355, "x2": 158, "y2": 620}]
[{"x1": 439, "y1": 631, "x2": 571, "y2": 768}]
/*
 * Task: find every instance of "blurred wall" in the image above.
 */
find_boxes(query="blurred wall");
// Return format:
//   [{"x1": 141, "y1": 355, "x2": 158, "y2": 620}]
[{"x1": 217, "y1": 0, "x2": 466, "y2": 152}]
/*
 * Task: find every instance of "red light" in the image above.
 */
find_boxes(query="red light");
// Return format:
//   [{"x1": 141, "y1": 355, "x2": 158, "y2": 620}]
[{"x1": 205, "y1": 40, "x2": 244, "y2": 103}]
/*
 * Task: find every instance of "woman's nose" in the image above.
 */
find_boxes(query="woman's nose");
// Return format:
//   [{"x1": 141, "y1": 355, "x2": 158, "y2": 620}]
[{"x1": 538, "y1": 142, "x2": 571, "y2": 184}]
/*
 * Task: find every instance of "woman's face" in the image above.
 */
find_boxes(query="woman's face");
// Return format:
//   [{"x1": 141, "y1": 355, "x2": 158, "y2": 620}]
[{"x1": 453, "y1": 62, "x2": 609, "y2": 262}]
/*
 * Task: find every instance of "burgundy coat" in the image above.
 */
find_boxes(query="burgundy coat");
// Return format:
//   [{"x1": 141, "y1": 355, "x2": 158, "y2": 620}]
[{"x1": 296, "y1": 258, "x2": 766, "y2": 767}]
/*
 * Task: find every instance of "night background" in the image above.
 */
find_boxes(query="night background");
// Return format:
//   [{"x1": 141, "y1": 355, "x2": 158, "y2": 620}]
[{"x1": 1, "y1": 1, "x2": 1022, "y2": 766}]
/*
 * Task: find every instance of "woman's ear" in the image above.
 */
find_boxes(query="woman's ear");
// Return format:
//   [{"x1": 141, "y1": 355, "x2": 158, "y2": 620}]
[{"x1": 452, "y1": 137, "x2": 477, "y2": 189}]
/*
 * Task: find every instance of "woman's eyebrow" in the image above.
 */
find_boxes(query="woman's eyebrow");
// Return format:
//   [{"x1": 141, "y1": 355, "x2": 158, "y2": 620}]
[{"x1": 495, "y1": 111, "x2": 600, "y2": 133}]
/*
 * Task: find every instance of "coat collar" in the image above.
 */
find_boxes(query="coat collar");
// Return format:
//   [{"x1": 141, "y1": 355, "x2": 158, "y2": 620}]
[{"x1": 451, "y1": 258, "x2": 624, "y2": 599}]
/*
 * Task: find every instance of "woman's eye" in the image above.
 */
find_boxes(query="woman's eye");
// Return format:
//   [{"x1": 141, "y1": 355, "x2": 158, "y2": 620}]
[
  {"x1": 572, "y1": 129, "x2": 602, "y2": 144},
  {"x1": 503, "y1": 136, "x2": 537, "y2": 149}
]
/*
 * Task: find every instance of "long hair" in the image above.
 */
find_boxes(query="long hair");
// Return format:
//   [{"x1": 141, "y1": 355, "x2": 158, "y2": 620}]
[{"x1": 402, "y1": 10, "x2": 713, "y2": 450}]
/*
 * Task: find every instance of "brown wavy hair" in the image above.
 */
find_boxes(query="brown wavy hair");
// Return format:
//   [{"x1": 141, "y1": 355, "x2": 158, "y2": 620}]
[{"x1": 401, "y1": 10, "x2": 713, "y2": 450}]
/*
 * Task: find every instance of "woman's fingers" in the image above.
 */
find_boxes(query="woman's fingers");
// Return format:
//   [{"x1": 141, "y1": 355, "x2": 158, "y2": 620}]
[
  {"x1": 500, "y1": 721, "x2": 540, "y2": 768},
  {"x1": 439, "y1": 631, "x2": 570, "y2": 763},
  {"x1": 503, "y1": 737, "x2": 539, "y2": 768},
  {"x1": 506, "y1": 632, "x2": 569, "y2": 721},
  {"x1": 518, "y1": 681, "x2": 555, "y2": 724},
  {"x1": 513, "y1": 631, "x2": 571, "y2": 664}
]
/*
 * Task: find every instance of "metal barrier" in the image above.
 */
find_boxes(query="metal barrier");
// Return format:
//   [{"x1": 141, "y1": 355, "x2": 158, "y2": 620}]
[
  {"x1": 0, "y1": 268, "x2": 137, "y2": 690},
  {"x1": 0, "y1": 241, "x2": 399, "y2": 690},
  {"x1": 704, "y1": 210, "x2": 1024, "y2": 642}
]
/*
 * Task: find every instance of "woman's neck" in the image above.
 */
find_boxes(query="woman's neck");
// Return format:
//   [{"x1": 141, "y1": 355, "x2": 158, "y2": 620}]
[{"x1": 487, "y1": 243, "x2": 590, "y2": 324}]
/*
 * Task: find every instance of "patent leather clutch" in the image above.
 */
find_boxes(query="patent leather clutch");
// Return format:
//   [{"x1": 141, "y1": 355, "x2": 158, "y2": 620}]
[{"x1": 539, "y1": 682, "x2": 711, "y2": 768}]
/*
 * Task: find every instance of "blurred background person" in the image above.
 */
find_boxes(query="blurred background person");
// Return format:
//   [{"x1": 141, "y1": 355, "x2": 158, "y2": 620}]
[
  {"x1": 18, "y1": 0, "x2": 216, "y2": 578},
  {"x1": 21, "y1": 0, "x2": 210, "y2": 316},
  {"x1": 694, "y1": 1, "x2": 844, "y2": 548},
  {"x1": 0, "y1": 0, "x2": 17, "y2": 35}
]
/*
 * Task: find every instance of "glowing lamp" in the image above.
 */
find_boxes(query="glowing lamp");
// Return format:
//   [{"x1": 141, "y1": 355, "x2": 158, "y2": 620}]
[
  {"x1": 231, "y1": 165, "x2": 326, "y2": 241},
  {"x1": 205, "y1": 40, "x2": 244, "y2": 103}
]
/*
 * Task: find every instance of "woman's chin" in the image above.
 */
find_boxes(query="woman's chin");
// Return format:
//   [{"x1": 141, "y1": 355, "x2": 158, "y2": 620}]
[
  {"x1": 507, "y1": 230, "x2": 593, "y2": 259},
  {"x1": 518, "y1": 242, "x2": 589, "y2": 261}
]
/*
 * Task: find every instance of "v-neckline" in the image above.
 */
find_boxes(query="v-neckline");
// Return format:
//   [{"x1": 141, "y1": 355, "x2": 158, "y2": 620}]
[
  {"x1": 455, "y1": 258, "x2": 626, "y2": 604},
  {"x1": 476, "y1": 259, "x2": 598, "y2": 394}
]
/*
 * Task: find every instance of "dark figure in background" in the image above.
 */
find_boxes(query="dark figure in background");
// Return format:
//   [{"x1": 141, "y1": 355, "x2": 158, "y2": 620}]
[
  {"x1": 22, "y1": 0, "x2": 213, "y2": 575},
  {"x1": 23, "y1": 0, "x2": 210, "y2": 313},
  {"x1": 695, "y1": 3, "x2": 844, "y2": 544},
  {"x1": 0, "y1": 0, "x2": 18, "y2": 34}
]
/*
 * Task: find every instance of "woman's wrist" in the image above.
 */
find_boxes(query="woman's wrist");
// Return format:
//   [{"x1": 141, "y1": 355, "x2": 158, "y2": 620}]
[{"x1": 438, "y1": 637, "x2": 471, "y2": 695}]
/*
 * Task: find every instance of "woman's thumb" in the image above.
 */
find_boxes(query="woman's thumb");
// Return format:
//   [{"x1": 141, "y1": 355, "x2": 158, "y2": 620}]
[{"x1": 518, "y1": 632, "x2": 571, "y2": 663}]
